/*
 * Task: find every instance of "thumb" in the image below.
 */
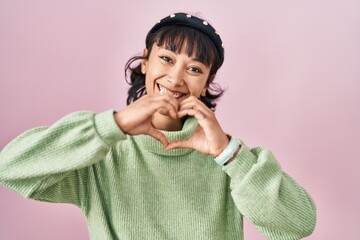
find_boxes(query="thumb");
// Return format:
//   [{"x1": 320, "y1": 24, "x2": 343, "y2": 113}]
[{"x1": 148, "y1": 127, "x2": 169, "y2": 147}]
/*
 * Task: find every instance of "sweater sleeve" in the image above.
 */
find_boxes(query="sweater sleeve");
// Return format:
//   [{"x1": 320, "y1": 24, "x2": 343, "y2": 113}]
[
  {"x1": 0, "y1": 110, "x2": 126, "y2": 210},
  {"x1": 222, "y1": 143, "x2": 316, "y2": 240}
]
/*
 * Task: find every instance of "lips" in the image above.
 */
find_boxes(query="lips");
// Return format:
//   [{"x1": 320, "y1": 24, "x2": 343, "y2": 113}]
[{"x1": 157, "y1": 83, "x2": 187, "y2": 99}]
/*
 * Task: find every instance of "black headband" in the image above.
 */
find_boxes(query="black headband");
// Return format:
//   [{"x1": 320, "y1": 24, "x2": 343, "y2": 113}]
[{"x1": 146, "y1": 12, "x2": 224, "y2": 66}]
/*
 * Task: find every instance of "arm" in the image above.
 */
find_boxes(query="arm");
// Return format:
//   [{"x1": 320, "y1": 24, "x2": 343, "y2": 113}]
[
  {"x1": 223, "y1": 144, "x2": 316, "y2": 239},
  {"x1": 162, "y1": 96, "x2": 316, "y2": 238},
  {"x1": 0, "y1": 110, "x2": 126, "y2": 209},
  {"x1": 0, "y1": 90, "x2": 180, "y2": 209}
]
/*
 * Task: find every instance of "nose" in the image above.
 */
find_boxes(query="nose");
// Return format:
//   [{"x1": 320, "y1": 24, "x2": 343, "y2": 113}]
[{"x1": 167, "y1": 65, "x2": 184, "y2": 87}]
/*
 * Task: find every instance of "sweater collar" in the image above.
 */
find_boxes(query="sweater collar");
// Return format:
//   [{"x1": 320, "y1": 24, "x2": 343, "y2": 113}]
[{"x1": 134, "y1": 117, "x2": 198, "y2": 156}]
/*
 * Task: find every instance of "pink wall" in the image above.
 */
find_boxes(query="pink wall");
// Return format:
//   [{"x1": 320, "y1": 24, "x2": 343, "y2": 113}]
[{"x1": 1, "y1": 1, "x2": 359, "y2": 239}]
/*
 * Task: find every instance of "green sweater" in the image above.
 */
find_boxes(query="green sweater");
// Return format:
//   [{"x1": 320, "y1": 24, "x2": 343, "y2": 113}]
[{"x1": 0, "y1": 110, "x2": 316, "y2": 240}]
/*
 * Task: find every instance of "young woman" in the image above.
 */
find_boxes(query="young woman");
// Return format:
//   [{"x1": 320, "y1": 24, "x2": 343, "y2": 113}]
[{"x1": 0, "y1": 12, "x2": 316, "y2": 239}]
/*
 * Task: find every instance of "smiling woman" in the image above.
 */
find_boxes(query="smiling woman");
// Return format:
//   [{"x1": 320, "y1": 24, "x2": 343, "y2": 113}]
[
  {"x1": 0, "y1": 12, "x2": 316, "y2": 240},
  {"x1": 125, "y1": 20, "x2": 224, "y2": 111},
  {"x1": 143, "y1": 44, "x2": 208, "y2": 100}
]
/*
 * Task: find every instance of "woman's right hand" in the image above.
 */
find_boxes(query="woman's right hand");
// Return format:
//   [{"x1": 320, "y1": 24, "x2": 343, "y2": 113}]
[{"x1": 114, "y1": 93, "x2": 179, "y2": 147}]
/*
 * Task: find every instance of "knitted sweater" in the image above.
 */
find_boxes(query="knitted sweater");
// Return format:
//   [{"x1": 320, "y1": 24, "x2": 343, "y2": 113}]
[{"x1": 0, "y1": 110, "x2": 316, "y2": 240}]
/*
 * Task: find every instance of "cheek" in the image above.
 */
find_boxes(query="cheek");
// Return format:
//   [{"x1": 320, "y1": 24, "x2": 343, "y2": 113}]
[
  {"x1": 144, "y1": 75, "x2": 154, "y2": 94},
  {"x1": 187, "y1": 81, "x2": 206, "y2": 96},
  {"x1": 144, "y1": 68, "x2": 161, "y2": 95},
  {"x1": 144, "y1": 64, "x2": 166, "y2": 91}
]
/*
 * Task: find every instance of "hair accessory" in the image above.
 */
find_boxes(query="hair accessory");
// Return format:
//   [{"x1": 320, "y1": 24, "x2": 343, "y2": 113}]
[
  {"x1": 146, "y1": 12, "x2": 224, "y2": 66},
  {"x1": 214, "y1": 137, "x2": 241, "y2": 165}
]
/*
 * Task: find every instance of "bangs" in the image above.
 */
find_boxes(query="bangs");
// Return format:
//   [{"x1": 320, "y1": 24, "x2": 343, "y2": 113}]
[
  {"x1": 126, "y1": 24, "x2": 225, "y2": 110},
  {"x1": 149, "y1": 25, "x2": 219, "y2": 68}
]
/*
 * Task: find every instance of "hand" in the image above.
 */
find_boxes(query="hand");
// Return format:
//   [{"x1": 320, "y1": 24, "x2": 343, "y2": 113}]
[
  {"x1": 165, "y1": 96, "x2": 229, "y2": 157},
  {"x1": 114, "y1": 93, "x2": 179, "y2": 147}
]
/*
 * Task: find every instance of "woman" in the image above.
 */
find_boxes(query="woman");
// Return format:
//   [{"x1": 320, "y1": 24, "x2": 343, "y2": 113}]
[{"x1": 0, "y1": 12, "x2": 316, "y2": 239}]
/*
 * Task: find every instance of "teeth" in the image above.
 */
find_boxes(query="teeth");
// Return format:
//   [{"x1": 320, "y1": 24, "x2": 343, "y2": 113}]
[
  {"x1": 158, "y1": 85, "x2": 184, "y2": 99},
  {"x1": 159, "y1": 88, "x2": 165, "y2": 95}
]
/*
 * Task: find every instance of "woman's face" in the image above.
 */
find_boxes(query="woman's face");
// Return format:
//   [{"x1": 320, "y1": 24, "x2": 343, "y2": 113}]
[{"x1": 141, "y1": 43, "x2": 211, "y2": 102}]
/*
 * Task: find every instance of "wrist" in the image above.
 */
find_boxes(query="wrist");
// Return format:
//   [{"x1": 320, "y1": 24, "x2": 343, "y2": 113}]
[
  {"x1": 214, "y1": 136, "x2": 241, "y2": 165},
  {"x1": 223, "y1": 144, "x2": 241, "y2": 166},
  {"x1": 212, "y1": 134, "x2": 231, "y2": 157},
  {"x1": 113, "y1": 111, "x2": 128, "y2": 134}
]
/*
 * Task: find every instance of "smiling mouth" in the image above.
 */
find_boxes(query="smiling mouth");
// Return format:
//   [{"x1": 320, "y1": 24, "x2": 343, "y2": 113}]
[{"x1": 157, "y1": 83, "x2": 187, "y2": 99}]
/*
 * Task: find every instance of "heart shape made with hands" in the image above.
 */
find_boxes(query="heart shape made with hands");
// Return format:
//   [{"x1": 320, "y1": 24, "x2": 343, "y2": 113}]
[
  {"x1": 150, "y1": 115, "x2": 228, "y2": 158},
  {"x1": 114, "y1": 94, "x2": 229, "y2": 157}
]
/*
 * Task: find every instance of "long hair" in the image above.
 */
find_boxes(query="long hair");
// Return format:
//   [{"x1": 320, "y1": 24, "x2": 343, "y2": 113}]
[{"x1": 125, "y1": 25, "x2": 225, "y2": 111}]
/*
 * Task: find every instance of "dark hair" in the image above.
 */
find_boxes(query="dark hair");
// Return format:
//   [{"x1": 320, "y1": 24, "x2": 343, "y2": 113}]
[{"x1": 124, "y1": 25, "x2": 225, "y2": 111}]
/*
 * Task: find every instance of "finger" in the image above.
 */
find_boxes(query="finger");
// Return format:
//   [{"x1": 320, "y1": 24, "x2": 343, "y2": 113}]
[
  {"x1": 177, "y1": 108, "x2": 206, "y2": 120},
  {"x1": 153, "y1": 94, "x2": 179, "y2": 112},
  {"x1": 148, "y1": 127, "x2": 169, "y2": 147},
  {"x1": 154, "y1": 96, "x2": 180, "y2": 118},
  {"x1": 157, "y1": 107, "x2": 178, "y2": 119},
  {"x1": 178, "y1": 97, "x2": 198, "y2": 109},
  {"x1": 179, "y1": 98, "x2": 211, "y2": 114},
  {"x1": 179, "y1": 95, "x2": 198, "y2": 104},
  {"x1": 151, "y1": 98, "x2": 179, "y2": 118}
]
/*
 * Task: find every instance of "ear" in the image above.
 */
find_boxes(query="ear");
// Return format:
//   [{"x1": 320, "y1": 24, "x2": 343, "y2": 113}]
[
  {"x1": 141, "y1": 48, "x2": 148, "y2": 74},
  {"x1": 201, "y1": 75, "x2": 215, "y2": 96},
  {"x1": 201, "y1": 87, "x2": 207, "y2": 97},
  {"x1": 204, "y1": 74, "x2": 216, "y2": 89}
]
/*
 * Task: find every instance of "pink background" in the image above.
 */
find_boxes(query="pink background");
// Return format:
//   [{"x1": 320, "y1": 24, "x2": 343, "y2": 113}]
[{"x1": 0, "y1": 1, "x2": 359, "y2": 239}]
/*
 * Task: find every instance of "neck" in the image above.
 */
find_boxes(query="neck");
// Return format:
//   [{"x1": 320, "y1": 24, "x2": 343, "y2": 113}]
[{"x1": 151, "y1": 112, "x2": 184, "y2": 131}]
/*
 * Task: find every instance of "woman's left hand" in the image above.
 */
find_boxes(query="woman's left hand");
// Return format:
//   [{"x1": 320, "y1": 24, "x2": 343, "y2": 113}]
[{"x1": 165, "y1": 96, "x2": 229, "y2": 157}]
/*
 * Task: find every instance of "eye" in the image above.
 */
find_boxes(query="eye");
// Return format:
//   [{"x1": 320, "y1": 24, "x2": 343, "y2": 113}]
[
  {"x1": 160, "y1": 56, "x2": 173, "y2": 63},
  {"x1": 188, "y1": 66, "x2": 203, "y2": 74}
]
